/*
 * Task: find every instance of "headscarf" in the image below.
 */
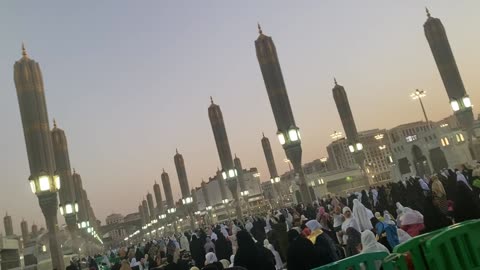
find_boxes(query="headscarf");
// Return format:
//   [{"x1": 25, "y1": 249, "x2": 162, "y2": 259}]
[
  {"x1": 229, "y1": 255, "x2": 235, "y2": 267},
  {"x1": 352, "y1": 199, "x2": 373, "y2": 231},
  {"x1": 457, "y1": 171, "x2": 472, "y2": 190},
  {"x1": 305, "y1": 220, "x2": 322, "y2": 232},
  {"x1": 342, "y1": 206, "x2": 352, "y2": 215},
  {"x1": 220, "y1": 259, "x2": 230, "y2": 268},
  {"x1": 375, "y1": 212, "x2": 384, "y2": 222},
  {"x1": 397, "y1": 228, "x2": 412, "y2": 244},
  {"x1": 210, "y1": 231, "x2": 218, "y2": 241},
  {"x1": 419, "y1": 178, "x2": 430, "y2": 191},
  {"x1": 361, "y1": 230, "x2": 390, "y2": 254},
  {"x1": 401, "y1": 210, "x2": 424, "y2": 226},
  {"x1": 383, "y1": 212, "x2": 395, "y2": 226},
  {"x1": 205, "y1": 252, "x2": 218, "y2": 264},
  {"x1": 431, "y1": 175, "x2": 446, "y2": 197},
  {"x1": 371, "y1": 188, "x2": 379, "y2": 206}
]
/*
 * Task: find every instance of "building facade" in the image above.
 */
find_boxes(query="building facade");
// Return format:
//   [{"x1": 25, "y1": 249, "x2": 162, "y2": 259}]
[{"x1": 389, "y1": 121, "x2": 472, "y2": 180}]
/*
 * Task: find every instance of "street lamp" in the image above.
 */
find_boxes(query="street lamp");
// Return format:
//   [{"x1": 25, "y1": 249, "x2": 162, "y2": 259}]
[
  {"x1": 348, "y1": 143, "x2": 364, "y2": 153},
  {"x1": 410, "y1": 89, "x2": 431, "y2": 127},
  {"x1": 29, "y1": 173, "x2": 61, "y2": 194},
  {"x1": 182, "y1": 197, "x2": 193, "y2": 205},
  {"x1": 59, "y1": 201, "x2": 79, "y2": 216}
]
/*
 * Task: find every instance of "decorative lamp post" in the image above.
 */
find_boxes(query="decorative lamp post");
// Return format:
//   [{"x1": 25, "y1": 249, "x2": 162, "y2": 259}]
[{"x1": 14, "y1": 45, "x2": 65, "y2": 270}]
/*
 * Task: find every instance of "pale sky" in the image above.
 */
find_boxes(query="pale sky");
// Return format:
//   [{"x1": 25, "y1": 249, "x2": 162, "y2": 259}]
[{"x1": 1, "y1": 1, "x2": 479, "y2": 233}]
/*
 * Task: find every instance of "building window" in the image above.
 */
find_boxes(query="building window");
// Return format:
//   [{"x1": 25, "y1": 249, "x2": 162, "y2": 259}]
[
  {"x1": 456, "y1": 133, "x2": 465, "y2": 142},
  {"x1": 441, "y1": 137, "x2": 450, "y2": 146}
]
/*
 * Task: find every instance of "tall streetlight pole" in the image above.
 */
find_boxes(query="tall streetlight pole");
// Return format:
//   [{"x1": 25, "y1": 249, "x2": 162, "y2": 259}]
[
  {"x1": 410, "y1": 89, "x2": 431, "y2": 128},
  {"x1": 14, "y1": 45, "x2": 65, "y2": 270}
]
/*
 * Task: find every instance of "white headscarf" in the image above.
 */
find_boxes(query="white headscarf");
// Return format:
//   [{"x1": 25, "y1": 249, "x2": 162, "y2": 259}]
[
  {"x1": 264, "y1": 239, "x2": 283, "y2": 270},
  {"x1": 205, "y1": 252, "x2": 218, "y2": 264},
  {"x1": 361, "y1": 230, "x2": 390, "y2": 254},
  {"x1": 305, "y1": 220, "x2": 322, "y2": 232},
  {"x1": 400, "y1": 208, "x2": 424, "y2": 226},
  {"x1": 352, "y1": 199, "x2": 373, "y2": 232},
  {"x1": 397, "y1": 228, "x2": 412, "y2": 244},
  {"x1": 383, "y1": 212, "x2": 395, "y2": 226},
  {"x1": 229, "y1": 254, "x2": 235, "y2": 267},
  {"x1": 419, "y1": 178, "x2": 430, "y2": 191},
  {"x1": 457, "y1": 171, "x2": 472, "y2": 190},
  {"x1": 210, "y1": 231, "x2": 218, "y2": 241},
  {"x1": 371, "y1": 188, "x2": 378, "y2": 206}
]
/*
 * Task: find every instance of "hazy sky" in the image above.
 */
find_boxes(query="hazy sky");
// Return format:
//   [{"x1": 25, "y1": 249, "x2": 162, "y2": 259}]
[{"x1": 1, "y1": 1, "x2": 479, "y2": 233}]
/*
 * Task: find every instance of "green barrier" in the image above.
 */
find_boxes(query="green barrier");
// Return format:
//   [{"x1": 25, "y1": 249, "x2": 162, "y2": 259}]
[
  {"x1": 382, "y1": 253, "x2": 409, "y2": 270},
  {"x1": 311, "y1": 251, "x2": 390, "y2": 270},
  {"x1": 425, "y1": 219, "x2": 480, "y2": 270},
  {"x1": 392, "y1": 228, "x2": 444, "y2": 270}
]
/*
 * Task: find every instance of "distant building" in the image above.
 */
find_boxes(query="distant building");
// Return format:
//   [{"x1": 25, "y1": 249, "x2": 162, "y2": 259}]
[
  {"x1": 327, "y1": 129, "x2": 393, "y2": 183},
  {"x1": 105, "y1": 214, "x2": 126, "y2": 242},
  {"x1": 4, "y1": 213, "x2": 14, "y2": 237},
  {"x1": 389, "y1": 121, "x2": 472, "y2": 180},
  {"x1": 193, "y1": 168, "x2": 263, "y2": 221}
]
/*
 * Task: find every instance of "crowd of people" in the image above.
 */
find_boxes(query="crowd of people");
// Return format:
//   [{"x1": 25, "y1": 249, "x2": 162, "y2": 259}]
[{"x1": 76, "y1": 163, "x2": 480, "y2": 270}]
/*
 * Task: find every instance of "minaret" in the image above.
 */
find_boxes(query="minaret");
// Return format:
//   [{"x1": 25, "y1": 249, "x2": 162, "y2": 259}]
[
  {"x1": 255, "y1": 25, "x2": 312, "y2": 203},
  {"x1": 21, "y1": 219, "x2": 29, "y2": 243},
  {"x1": 262, "y1": 133, "x2": 282, "y2": 201},
  {"x1": 138, "y1": 204, "x2": 146, "y2": 225},
  {"x1": 72, "y1": 170, "x2": 88, "y2": 224},
  {"x1": 31, "y1": 223, "x2": 38, "y2": 237},
  {"x1": 146, "y1": 192, "x2": 156, "y2": 220},
  {"x1": 191, "y1": 188, "x2": 198, "y2": 211},
  {"x1": 13, "y1": 45, "x2": 64, "y2": 269},
  {"x1": 4, "y1": 213, "x2": 13, "y2": 236},
  {"x1": 153, "y1": 181, "x2": 164, "y2": 214},
  {"x1": 51, "y1": 120, "x2": 78, "y2": 236},
  {"x1": 142, "y1": 199, "x2": 150, "y2": 223},
  {"x1": 161, "y1": 169, "x2": 175, "y2": 211},
  {"x1": 201, "y1": 180, "x2": 211, "y2": 208},
  {"x1": 424, "y1": 9, "x2": 474, "y2": 134},
  {"x1": 215, "y1": 168, "x2": 228, "y2": 201},
  {"x1": 261, "y1": 133, "x2": 279, "y2": 180},
  {"x1": 234, "y1": 154, "x2": 247, "y2": 194},
  {"x1": 208, "y1": 97, "x2": 243, "y2": 219},
  {"x1": 174, "y1": 149, "x2": 191, "y2": 199},
  {"x1": 332, "y1": 79, "x2": 365, "y2": 170},
  {"x1": 174, "y1": 149, "x2": 195, "y2": 228}
]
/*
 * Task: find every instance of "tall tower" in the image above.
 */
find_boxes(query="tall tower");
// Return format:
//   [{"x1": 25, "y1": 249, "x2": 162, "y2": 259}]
[
  {"x1": 261, "y1": 133, "x2": 279, "y2": 180},
  {"x1": 174, "y1": 149, "x2": 192, "y2": 200},
  {"x1": 255, "y1": 25, "x2": 312, "y2": 203},
  {"x1": 13, "y1": 45, "x2": 64, "y2": 269},
  {"x1": 261, "y1": 133, "x2": 282, "y2": 201},
  {"x1": 332, "y1": 79, "x2": 365, "y2": 170},
  {"x1": 208, "y1": 97, "x2": 243, "y2": 219},
  {"x1": 153, "y1": 181, "x2": 164, "y2": 214},
  {"x1": 234, "y1": 155, "x2": 247, "y2": 194},
  {"x1": 31, "y1": 223, "x2": 38, "y2": 237},
  {"x1": 4, "y1": 213, "x2": 13, "y2": 236},
  {"x1": 161, "y1": 169, "x2": 175, "y2": 211},
  {"x1": 141, "y1": 199, "x2": 150, "y2": 223},
  {"x1": 146, "y1": 192, "x2": 156, "y2": 220},
  {"x1": 216, "y1": 168, "x2": 228, "y2": 201},
  {"x1": 201, "y1": 180, "x2": 211, "y2": 208},
  {"x1": 51, "y1": 121, "x2": 78, "y2": 235},
  {"x1": 21, "y1": 219, "x2": 29, "y2": 243},
  {"x1": 72, "y1": 170, "x2": 88, "y2": 225},
  {"x1": 424, "y1": 9, "x2": 474, "y2": 134},
  {"x1": 138, "y1": 204, "x2": 146, "y2": 225},
  {"x1": 174, "y1": 149, "x2": 195, "y2": 228}
]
